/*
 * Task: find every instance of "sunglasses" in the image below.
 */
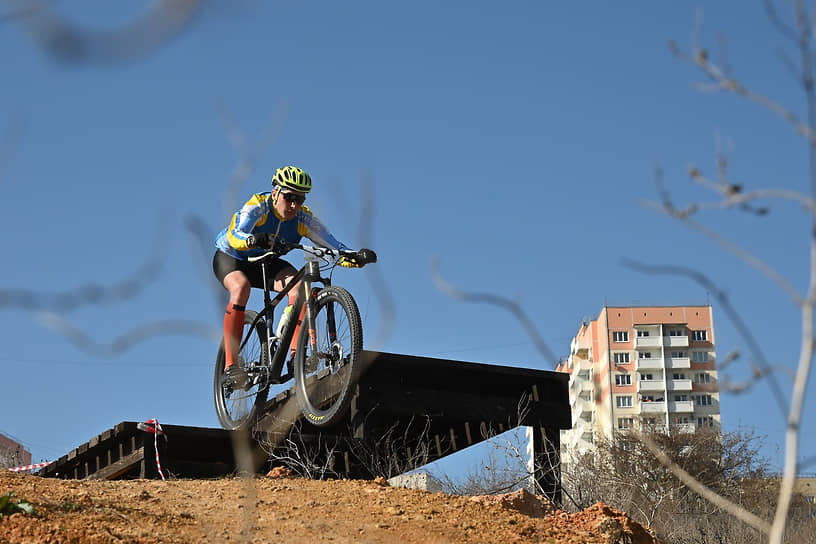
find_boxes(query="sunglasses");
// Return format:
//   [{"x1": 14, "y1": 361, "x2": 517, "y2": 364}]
[{"x1": 281, "y1": 192, "x2": 306, "y2": 205}]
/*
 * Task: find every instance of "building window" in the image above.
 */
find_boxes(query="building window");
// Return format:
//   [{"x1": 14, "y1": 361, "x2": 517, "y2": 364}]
[
  {"x1": 618, "y1": 417, "x2": 634, "y2": 429},
  {"x1": 613, "y1": 331, "x2": 629, "y2": 342},
  {"x1": 616, "y1": 396, "x2": 633, "y2": 408},
  {"x1": 675, "y1": 416, "x2": 690, "y2": 425},
  {"x1": 672, "y1": 373, "x2": 687, "y2": 380},
  {"x1": 614, "y1": 352, "x2": 630, "y2": 365},
  {"x1": 697, "y1": 416, "x2": 714, "y2": 428},
  {"x1": 692, "y1": 330, "x2": 708, "y2": 341},
  {"x1": 640, "y1": 373, "x2": 654, "y2": 381},
  {"x1": 695, "y1": 372, "x2": 712, "y2": 384},
  {"x1": 674, "y1": 394, "x2": 688, "y2": 401},
  {"x1": 668, "y1": 328, "x2": 684, "y2": 337},
  {"x1": 637, "y1": 330, "x2": 650, "y2": 337},
  {"x1": 640, "y1": 352, "x2": 652, "y2": 359},
  {"x1": 615, "y1": 374, "x2": 632, "y2": 386},
  {"x1": 695, "y1": 394, "x2": 713, "y2": 406},
  {"x1": 692, "y1": 351, "x2": 709, "y2": 363}
]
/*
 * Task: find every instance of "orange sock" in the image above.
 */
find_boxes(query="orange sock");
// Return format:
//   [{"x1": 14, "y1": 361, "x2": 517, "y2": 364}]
[
  {"x1": 289, "y1": 305, "x2": 306, "y2": 359},
  {"x1": 223, "y1": 303, "x2": 245, "y2": 370}
]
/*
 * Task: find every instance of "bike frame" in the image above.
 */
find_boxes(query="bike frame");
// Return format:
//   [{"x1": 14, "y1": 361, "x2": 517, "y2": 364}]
[{"x1": 241, "y1": 253, "x2": 334, "y2": 385}]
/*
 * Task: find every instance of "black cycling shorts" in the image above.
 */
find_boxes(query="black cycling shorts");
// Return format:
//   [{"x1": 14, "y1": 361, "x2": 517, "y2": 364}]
[{"x1": 212, "y1": 250, "x2": 294, "y2": 289}]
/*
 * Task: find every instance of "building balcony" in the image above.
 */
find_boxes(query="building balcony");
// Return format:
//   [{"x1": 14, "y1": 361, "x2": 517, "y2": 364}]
[
  {"x1": 635, "y1": 336, "x2": 661, "y2": 348},
  {"x1": 572, "y1": 396, "x2": 593, "y2": 420},
  {"x1": 665, "y1": 335, "x2": 689, "y2": 347},
  {"x1": 636, "y1": 358, "x2": 663, "y2": 370},
  {"x1": 667, "y1": 379, "x2": 693, "y2": 391},
  {"x1": 570, "y1": 376, "x2": 594, "y2": 395},
  {"x1": 638, "y1": 379, "x2": 664, "y2": 392},
  {"x1": 667, "y1": 357, "x2": 690, "y2": 369},
  {"x1": 638, "y1": 401, "x2": 666, "y2": 414},
  {"x1": 669, "y1": 400, "x2": 694, "y2": 412}
]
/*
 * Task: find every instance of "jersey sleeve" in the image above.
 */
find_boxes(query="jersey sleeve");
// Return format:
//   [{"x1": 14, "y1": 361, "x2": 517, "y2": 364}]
[
  {"x1": 225, "y1": 194, "x2": 270, "y2": 252},
  {"x1": 298, "y1": 206, "x2": 350, "y2": 251}
]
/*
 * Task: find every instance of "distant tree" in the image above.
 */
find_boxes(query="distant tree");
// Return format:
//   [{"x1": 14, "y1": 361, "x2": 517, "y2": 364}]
[{"x1": 560, "y1": 428, "x2": 814, "y2": 544}]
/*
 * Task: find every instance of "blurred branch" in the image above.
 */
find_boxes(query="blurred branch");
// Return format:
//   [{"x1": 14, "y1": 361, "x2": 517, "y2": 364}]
[
  {"x1": 37, "y1": 311, "x2": 219, "y2": 357},
  {"x1": 355, "y1": 169, "x2": 395, "y2": 352},
  {"x1": 215, "y1": 99, "x2": 289, "y2": 221},
  {"x1": 184, "y1": 214, "x2": 227, "y2": 314},
  {"x1": 0, "y1": 222, "x2": 166, "y2": 312},
  {"x1": 430, "y1": 257, "x2": 557, "y2": 366},
  {"x1": 3, "y1": 0, "x2": 203, "y2": 64},
  {"x1": 0, "y1": 3, "x2": 37, "y2": 24},
  {"x1": 0, "y1": 115, "x2": 25, "y2": 185}
]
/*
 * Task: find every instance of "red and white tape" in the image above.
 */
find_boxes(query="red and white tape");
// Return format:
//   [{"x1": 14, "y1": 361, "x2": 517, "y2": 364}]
[
  {"x1": 137, "y1": 418, "x2": 168, "y2": 481},
  {"x1": 7, "y1": 462, "x2": 52, "y2": 472}
]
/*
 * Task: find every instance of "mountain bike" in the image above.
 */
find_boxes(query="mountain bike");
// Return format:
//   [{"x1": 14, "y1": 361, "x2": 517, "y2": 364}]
[{"x1": 213, "y1": 240, "x2": 377, "y2": 431}]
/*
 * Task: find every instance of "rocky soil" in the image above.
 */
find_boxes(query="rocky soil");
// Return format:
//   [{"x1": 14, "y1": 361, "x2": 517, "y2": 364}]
[{"x1": 1, "y1": 469, "x2": 658, "y2": 543}]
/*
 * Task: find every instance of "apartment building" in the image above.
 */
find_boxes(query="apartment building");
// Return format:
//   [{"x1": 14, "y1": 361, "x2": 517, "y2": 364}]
[{"x1": 557, "y1": 305, "x2": 720, "y2": 455}]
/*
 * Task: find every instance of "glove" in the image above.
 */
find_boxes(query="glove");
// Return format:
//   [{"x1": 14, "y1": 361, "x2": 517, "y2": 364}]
[
  {"x1": 357, "y1": 248, "x2": 377, "y2": 264},
  {"x1": 338, "y1": 255, "x2": 362, "y2": 268},
  {"x1": 246, "y1": 232, "x2": 272, "y2": 249},
  {"x1": 338, "y1": 248, "x2": 377, "y2": 268}
]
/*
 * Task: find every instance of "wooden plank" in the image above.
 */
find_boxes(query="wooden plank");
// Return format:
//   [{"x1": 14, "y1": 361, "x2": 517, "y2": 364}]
[{"x1": 87, "y1": 447, "x2": 145, "y2": 480}]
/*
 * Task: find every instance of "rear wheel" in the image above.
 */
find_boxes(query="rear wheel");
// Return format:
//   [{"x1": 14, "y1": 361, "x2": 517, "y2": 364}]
[
  {"x1": 214, "y1": 310, "x2": 270, "y2": 430},
  {"x1": 294, "y1": 286, "x2": 363, "y2": 428}
]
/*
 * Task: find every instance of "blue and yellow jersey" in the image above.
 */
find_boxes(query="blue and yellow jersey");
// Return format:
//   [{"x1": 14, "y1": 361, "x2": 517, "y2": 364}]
[{"x1": 215, "y1": 192, "x2": 349, "y2": 260}]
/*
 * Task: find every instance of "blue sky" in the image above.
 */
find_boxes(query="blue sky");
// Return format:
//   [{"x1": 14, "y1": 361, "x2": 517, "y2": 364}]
[{"x1": 1, "y1": 1, "x2": 813, "y2": 477}]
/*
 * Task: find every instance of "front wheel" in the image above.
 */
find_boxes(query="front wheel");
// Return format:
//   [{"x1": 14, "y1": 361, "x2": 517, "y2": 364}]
[
  {"x1": 294, "y1": 286, "x2": 363, "y2": 428},
  {"x1": 214, "y1": 310, "x2": 270, "y2": 430}
]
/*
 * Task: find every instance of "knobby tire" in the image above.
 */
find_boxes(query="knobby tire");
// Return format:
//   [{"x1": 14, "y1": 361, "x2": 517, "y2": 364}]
[
  {"x1": 294, "y1": 286, "x2": 363, "y2": 428},
  {"x1": 214, "y1": 310, "x2": 269, "y2": 430}
]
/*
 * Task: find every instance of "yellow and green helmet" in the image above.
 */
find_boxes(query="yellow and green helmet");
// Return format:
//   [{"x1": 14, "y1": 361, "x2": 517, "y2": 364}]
[{"x1": 272, "y1": 165, "x2": 312, "y2": 193}]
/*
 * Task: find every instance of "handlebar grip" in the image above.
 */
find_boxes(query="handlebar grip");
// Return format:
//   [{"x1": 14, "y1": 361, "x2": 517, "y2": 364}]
[{"x1": 356, "y1": 248, "x2": 377, "y2": 264}]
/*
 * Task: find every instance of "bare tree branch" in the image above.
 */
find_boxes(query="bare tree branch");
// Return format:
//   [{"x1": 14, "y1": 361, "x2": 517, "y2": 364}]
[
  {"x1": 642, "y1": 199, "x2": 803, "y2": 305},
  {"x1": 621, "y1": 258, "x2": 788, "y2": 416}
]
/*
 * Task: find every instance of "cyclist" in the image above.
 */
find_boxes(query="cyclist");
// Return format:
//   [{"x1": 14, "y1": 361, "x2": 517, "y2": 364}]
[{"x1": 213, "y1": 165, "x2": 367, "y2": 388}]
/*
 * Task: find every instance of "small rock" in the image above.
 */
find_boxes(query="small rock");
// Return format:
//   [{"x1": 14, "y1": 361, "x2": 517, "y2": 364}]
[{"x1": 266, "y1": 466, "x2": 294, "y2": 479}]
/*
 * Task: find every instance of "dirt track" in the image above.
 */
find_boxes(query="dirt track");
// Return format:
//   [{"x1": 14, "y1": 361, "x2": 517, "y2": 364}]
[{"x1": 1, "y1": 470, "x2": 658, "y2": 543}]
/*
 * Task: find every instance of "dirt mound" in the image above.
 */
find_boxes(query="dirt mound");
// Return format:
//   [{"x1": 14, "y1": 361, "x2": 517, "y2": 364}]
[
  {"x1": 469, "y1": 488, "x2": 557, "y2": 518},
  {"x1": 1, "y1": 471, "x2": 658, "y2": 543}
]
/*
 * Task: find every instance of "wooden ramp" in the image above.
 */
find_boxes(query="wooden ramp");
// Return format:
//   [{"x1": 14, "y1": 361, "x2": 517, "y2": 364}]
[{"x1": 38, "y1": 351, "x2": 570, "y2": 503}]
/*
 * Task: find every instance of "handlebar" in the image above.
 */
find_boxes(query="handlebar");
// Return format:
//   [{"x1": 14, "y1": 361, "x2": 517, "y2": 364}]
[{"x1": 247, "y1": 239, "x2": 377, "y2": 267}]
